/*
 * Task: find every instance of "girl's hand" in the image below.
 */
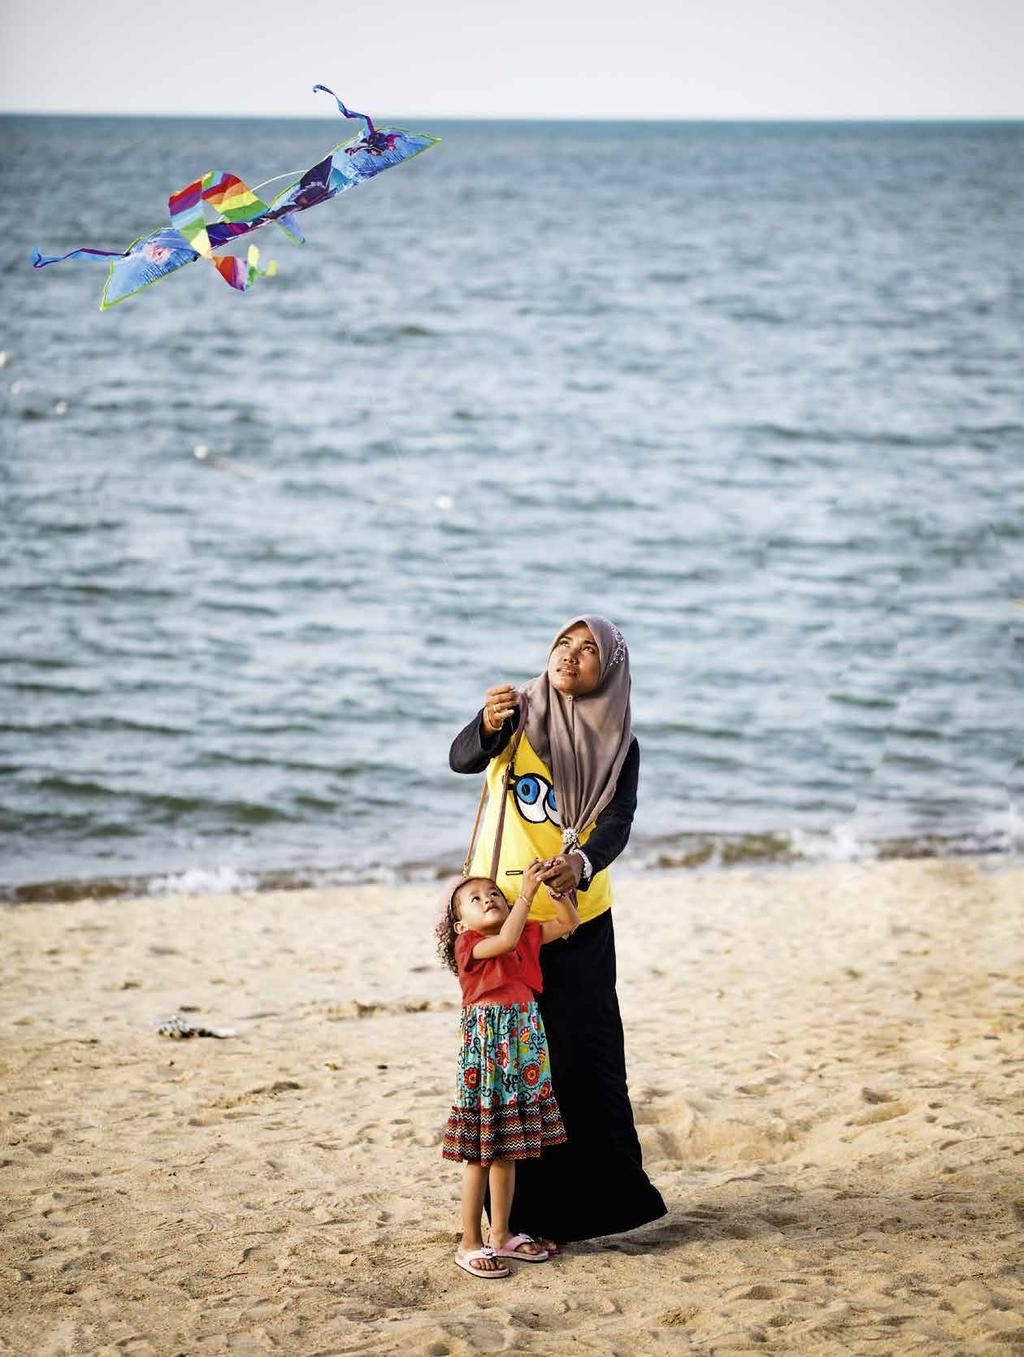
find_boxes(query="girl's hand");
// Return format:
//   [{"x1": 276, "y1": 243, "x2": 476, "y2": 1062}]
[
  {"x1": 541, "y1": 854, "x2": 582, "y2": 895},
  {"x1": 482, "y1": 684, "x2": 518, "y2": 734},
  {"x1": 520, "y1": 858, "x2": 547, "y2": 901}
]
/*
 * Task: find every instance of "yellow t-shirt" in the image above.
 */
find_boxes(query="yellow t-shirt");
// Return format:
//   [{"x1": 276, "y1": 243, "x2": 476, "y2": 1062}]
[{"x1": 467, "y1": 730, "x2": 613, "y2": 925}]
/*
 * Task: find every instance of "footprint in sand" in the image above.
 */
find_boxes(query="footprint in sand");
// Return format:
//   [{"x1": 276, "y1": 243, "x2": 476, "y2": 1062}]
[
  {"x1": 659, "y1": 1305, "x2": 701, "y2": 1326},
  {"x1": 736, "y1": 1074, "x2": 787, "y2": 1096},
  {"x1": 847, "y1": 1100, "x2": 911, "y2": 1127},
  {"x1": 210, "y1": 1080, "x2": 302, "y2": 1111},
  {"x1": 325, "y1": 998, "x2": 457, "y2": 1020}
]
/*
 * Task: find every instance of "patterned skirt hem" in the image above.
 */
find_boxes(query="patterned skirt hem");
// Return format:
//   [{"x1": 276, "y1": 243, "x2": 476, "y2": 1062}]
[{"x1": 441, "y1": 1094, "x2": 568, "y2": 1163}]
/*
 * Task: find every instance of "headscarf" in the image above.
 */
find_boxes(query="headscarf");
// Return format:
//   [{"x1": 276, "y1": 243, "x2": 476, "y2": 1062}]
[{"x1": 519, "y1": 615, "x2": 632, "y2": 855}]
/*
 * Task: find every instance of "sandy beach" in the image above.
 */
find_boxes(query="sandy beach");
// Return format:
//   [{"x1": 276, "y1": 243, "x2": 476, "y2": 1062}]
[{"x1": 2, "y1": 855, "x2": 1022, "y2": 1355}]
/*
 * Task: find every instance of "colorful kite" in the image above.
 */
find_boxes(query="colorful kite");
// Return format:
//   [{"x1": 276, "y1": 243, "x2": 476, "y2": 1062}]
[{"x1": 30, "y1": 86, "x2": 439, "y2": 309}]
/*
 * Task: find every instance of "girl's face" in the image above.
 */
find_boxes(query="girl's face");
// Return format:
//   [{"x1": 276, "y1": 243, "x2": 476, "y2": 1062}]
[
  {"x1": 453, "y1": 878, "x2": 509, "y2": 934},
  {"x1": 547, "y1": 622, "x2": 601, "y2": 697}
]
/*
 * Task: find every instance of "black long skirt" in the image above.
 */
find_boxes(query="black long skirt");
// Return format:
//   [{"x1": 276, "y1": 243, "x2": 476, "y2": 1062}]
[{"x1": 485, "y1": 908, "x2": 667, "y2": 1244}]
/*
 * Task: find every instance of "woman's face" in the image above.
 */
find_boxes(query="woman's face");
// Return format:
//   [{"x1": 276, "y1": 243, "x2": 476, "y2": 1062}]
[{"x1": 547, "y1": 622, "x2": 602, "y2": 697}]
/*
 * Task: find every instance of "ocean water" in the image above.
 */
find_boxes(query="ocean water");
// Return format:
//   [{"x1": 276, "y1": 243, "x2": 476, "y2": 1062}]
[{"x1": 1, "y1": 115, "x2": 1022, "y2": 900}]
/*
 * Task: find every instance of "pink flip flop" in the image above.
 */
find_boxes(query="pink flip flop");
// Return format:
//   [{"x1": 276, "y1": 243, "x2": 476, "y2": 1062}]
[
  {"x1": 490, "y1": 1232, "x2": 551, "y2": 1262},
  {"x1": 455, "y1": 1245, "x2": 510, "y2": 1279}
]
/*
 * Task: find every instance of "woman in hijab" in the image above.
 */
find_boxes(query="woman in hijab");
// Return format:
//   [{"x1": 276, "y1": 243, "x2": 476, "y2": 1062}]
[{"x1": 449, "y1": 615, "x2": 667, "y2": 1249}]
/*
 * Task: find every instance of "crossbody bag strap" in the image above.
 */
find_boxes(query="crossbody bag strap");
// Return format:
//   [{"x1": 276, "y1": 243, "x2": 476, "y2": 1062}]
[
  {"x1": 462, "y1": 778, "x2": 488, "y2": 877},
  {"x1": 488, "y1": 691, "x2": 528, "y2": 882}
]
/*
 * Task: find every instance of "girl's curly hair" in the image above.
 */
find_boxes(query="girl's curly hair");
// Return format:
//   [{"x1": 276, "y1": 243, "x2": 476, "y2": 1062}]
[
  {"x1": 435, "y1": 901, "x2": 458, "y2": 974},
  {"x1": 435, "y1": 875, "x2": 464, "y2": 975},
  {"x1": 435, "y1": 875, "x2": 495, "y2": 975}
]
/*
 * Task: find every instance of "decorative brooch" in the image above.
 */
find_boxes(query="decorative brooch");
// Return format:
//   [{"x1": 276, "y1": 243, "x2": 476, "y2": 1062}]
[{"x1": 608, "y1": 626, "x2": 627, "y2": 666}]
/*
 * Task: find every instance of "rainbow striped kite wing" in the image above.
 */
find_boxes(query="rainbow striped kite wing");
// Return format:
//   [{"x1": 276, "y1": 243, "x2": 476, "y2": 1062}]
[{"x1": 166, "y1": 170, "x2": 289, "y2": 293}]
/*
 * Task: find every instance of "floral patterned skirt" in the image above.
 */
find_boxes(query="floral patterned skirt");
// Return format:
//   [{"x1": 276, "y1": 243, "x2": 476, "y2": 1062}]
[{"x1": 442, "y1": 999, "x2": 568, "y2": 1163}]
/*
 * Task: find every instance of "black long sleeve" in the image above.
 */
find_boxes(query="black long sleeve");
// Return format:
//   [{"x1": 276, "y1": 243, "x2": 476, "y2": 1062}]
[
  {"x1": 580, "y1": 738, "x2": 639, "y2": 878},
  {"x1": 449, "y1": 707, "x2": 517, "y2": 774},
  {"x1": 448, "y1": 707, "x2": 640, "y2": 886}
]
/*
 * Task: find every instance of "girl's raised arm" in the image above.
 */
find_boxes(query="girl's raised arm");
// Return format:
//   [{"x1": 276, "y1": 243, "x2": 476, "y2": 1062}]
[
  {"x1": 470, "y1": 859, "x2": 546, "y2": 959},
  {"x1": 540, "y1": 890, "x2": 580, "y2": 945},
  {"x1": 470, "y1": 891, "x2": 531, "y2": 960}
]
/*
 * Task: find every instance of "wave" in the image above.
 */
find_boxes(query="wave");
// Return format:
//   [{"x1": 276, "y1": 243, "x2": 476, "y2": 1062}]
[
  {"x1": 737, "y1": 423, "x2": 956, "y2": 447},
  {"x1": 11, "y1": 582, "x2": 178, "y2": 601},
  {"x1": 0, "y1": 716, "x2": 189, "y2": 737},
  {"x1": 187, "y1": 750, "x2": 349, "y2": 774},
  {"x1": 24, "y1": 778, "x2": 296, "y2": 825},
  {"x1": 737, "y1": 421, "x2": 1024, "y2": 447},
  {"x1": 3, "y1": 826, "x2": 1018, "y2": 906},
  {"x1": 346, "y1": 323, "x2": 439, "y2": 346}
]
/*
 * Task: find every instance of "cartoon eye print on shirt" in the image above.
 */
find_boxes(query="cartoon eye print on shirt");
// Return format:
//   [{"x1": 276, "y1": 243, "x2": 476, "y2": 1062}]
[{"x1": 510, "y1": 771, "x2": 560, "y2": 827}]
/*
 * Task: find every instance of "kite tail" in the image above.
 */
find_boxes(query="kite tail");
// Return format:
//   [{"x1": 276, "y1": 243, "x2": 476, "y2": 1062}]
[
  {"x1": 30, "y1": 246, "x2": 127, "y2": 269},
  {"x1": 208, "y1": 244, "x2": 277, "y2": 293},
  {"x1": 246, "y1": 244, "x2": 276, "y2": 284},
  {"x1": 312, "y1": 83, "x2": 376, "y2": 139}
]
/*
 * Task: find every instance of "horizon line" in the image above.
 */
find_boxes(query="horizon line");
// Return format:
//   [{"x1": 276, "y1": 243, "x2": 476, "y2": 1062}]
[{"x1": 2, "y1": 109, "x2": 1023, "y2": 124}]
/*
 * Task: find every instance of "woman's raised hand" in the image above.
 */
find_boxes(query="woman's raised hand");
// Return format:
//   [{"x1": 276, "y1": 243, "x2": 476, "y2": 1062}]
[{"x1": 482, "y1": 684, "x2": 519, "y2": 734}]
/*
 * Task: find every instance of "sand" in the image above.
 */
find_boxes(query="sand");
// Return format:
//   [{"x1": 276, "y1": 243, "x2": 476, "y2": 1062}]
[{"x1": 1, "y1": 856, "x2": 1022, "y2": 1355}]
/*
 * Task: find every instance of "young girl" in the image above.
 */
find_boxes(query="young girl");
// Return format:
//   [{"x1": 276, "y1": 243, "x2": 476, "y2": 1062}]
[{"x1": 436, "y1": 859, "x2": 579, "y2": 1278}]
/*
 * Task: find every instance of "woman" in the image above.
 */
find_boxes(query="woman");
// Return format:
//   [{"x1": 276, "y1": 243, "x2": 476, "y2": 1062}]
[{"x1": 449, "y1": 614, "x2": 667, "y2": 1248}]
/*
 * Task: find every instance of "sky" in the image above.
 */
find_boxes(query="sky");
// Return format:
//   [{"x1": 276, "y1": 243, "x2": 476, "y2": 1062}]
[{"x1": 1, "y1": 0, "x2": 1021, "y2": 120}]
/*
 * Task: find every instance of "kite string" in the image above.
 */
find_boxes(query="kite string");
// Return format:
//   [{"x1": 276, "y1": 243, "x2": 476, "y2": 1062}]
[
  {"x1": 251, "y1": 171, "x2": 304, "y2": 193},
  {"x1": 437, "y1": 543, "x2": 481, "y2": 631},
  {"x1": 356, "y1": 480, "x2": 481, "y2": 631},
  {"x1": 329, "y1": 333, "x2": 481, "y2": 630}
]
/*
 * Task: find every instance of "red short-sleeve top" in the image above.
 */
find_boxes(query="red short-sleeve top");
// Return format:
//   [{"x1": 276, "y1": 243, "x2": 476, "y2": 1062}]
[{"x1": 455, "y1": 919, "x2": 544, "y2": 1007}]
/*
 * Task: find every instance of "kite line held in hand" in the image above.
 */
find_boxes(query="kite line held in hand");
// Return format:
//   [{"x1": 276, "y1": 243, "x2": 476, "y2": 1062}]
[{"x1": 29, "y1": 85, "x2": 439, "y2": 310}]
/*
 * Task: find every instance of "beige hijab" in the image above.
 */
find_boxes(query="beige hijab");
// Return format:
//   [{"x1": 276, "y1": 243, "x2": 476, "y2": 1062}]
[{"x1": 519, "y1": 615, "x2": 632, "y2": 854}]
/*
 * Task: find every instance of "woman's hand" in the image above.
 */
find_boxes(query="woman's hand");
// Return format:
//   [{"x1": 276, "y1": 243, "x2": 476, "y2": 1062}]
[
  {"x1": 482, "y1": 684, "x2": 518, "y2": 734},
  {"x1": 541, "y1": 854, "x2": 583, "y2": 895}
]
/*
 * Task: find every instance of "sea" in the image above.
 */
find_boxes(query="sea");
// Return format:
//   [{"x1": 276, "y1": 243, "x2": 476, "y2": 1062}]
[{"x1": 1, "y1": 115, "x2": 1022, "y2": 902}]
